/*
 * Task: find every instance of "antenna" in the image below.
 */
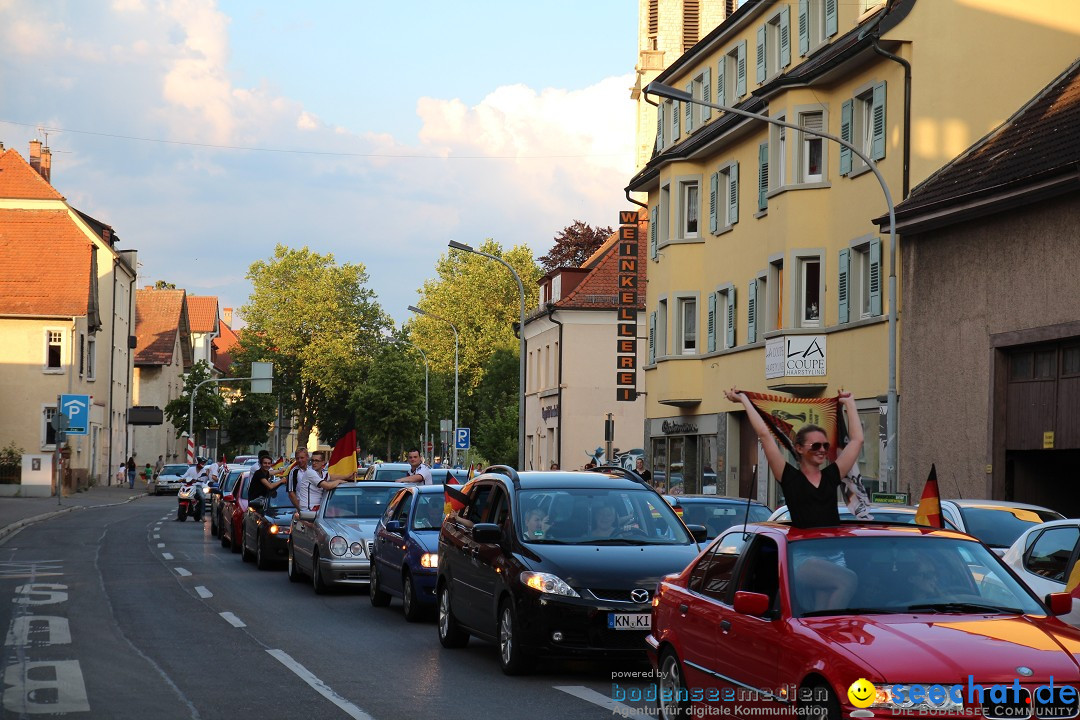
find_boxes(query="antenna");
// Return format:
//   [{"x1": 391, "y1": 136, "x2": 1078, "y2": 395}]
[{"x1": 741, "y1": 493, "x2": 753, "y2": 537}]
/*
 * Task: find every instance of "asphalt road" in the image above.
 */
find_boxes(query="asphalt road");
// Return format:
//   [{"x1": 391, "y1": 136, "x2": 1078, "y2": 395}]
[{"x1": 0, "y1": 496, "x2": 661, "y2": 720}]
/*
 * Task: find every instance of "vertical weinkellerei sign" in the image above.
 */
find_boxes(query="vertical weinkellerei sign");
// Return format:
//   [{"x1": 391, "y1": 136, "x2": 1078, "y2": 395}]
[{"x1": 616, "y1": 211, "x2": 638, "y2": 402}]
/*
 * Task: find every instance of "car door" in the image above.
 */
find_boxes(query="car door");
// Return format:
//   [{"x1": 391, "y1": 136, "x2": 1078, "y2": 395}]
[
  {"x1": 446, "y1": 482, "x2": 496, "y2": 631},
  {"x1": 376, "y1": 489, "x2": 413, "y2": 595},
  {"x1": 1020, "y1": 525, "x2": 1080, "y2": 624},
  {"x1": 291, "y1": 500, "x2": 317, "y2": 573},
  {"x1": 470, "y1": 485, "x2": 511, "y2": 637}
]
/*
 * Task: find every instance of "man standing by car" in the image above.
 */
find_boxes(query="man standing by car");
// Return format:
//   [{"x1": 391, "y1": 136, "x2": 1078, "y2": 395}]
[
  {"x1": 287, "y1": 448, "x2": 310, "y2": 511},
  {"x1": 154, "y1": 455, "x2": 165, "y2": 478},
  {"x1": 296, "y1": 451, "x2": 347, "y2": 511},
  {"x1": 398, "y1": 448, "x2": 433, "y2": 485}
]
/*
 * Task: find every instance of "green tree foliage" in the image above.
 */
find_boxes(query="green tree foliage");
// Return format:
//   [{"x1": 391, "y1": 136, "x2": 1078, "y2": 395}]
[
  {"x1": 537, "y1": 220, "x2": 613, "y2": 273},
  {"x1": 471, "y1": 348, "x2": 519, "y2": 466},
  {"x1": 237, "y1": 245, "x2": 390, "y2": 447},
  {"x1": 164, "y1": 361, "x2": 227, "y2": 439},
  {"x1": 153, "y1": 280, "x2": 177, "y2": 290},
  {"x1": 223, "y1": 392, "x2": 276, "y2": 453},
  {"x1": 353, "y1": 341, "x2": 425, "y2": 461}
]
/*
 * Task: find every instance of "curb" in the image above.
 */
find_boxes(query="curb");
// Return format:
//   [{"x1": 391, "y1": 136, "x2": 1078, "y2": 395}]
[{"x1": 0, "y1": 492, "x2": 148, "y2": 544}]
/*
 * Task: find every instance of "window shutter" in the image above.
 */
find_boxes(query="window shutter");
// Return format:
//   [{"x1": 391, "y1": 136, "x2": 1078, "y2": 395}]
[
  {"x1": 726, "y1": 286, "x2": 737, "y2": 349},
  {"x1": 649, "y1": 312, "x2": 657, "y2": 364},
  {"x1": 673, "y1": 101, "x2": 681, "y2": 141},
  {"x1": 825, "y1": 0, "x2": 838, "y2": 37},
  {"x1": 729, "y1": 162, "x2": 740, "y2": 225},
  {"x1": 798, "y1": 0, "x2": 809, "y2": 56},
  {"x1": 707, "y1": 293, "x2": 717, "y2": 353},
  {"x1": 685, "y1": 83, "x2": 694, "y2": 132},
  {"x1": 717, "y1": 59, "x2": 726, "y2": 106},
  {"x1": 747, "y1": 279, "x2": 758, "y2": 343},
  {"x1": 756, "y1": 25, "x2": 766, "y2": 84},
  {"x1": 871, "y1": 81, "x2": 887, "y2": 161},
  {"x1": 702, "y1": 68, "x2": 712, "y2": 120},
  {"x1": 736, "y1": 41, "x2": 747, "y2": 97},
  {"x1": 656, "y1": 102, "x2": 664, "y2": 151},
  {"x1": 840, "y1": 99, "x2": 853, "y2": 175},
  {"x1": 869, "y1": 238, "x2": 882, "y2": 316},
  {"x1": 780, "y1": 6, "x2": 791, "y2": 67},
  {"x1": 758, "y1": 142, "x2": 769, "y2": 211},
  {"x1": 838, "y1": 248, "x2": 850, "y2": 324},
  {"x1": 709, "y1": 172, "x2": 718, "y2": 234},
  {"x1": 650, "y1": 206, "x2": 659, "y2": 260}
]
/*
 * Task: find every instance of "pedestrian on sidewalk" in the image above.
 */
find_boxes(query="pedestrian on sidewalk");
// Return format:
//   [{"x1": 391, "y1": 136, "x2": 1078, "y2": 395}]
[
  {"x1": 141, "y1": 462, "x2": 153, "y2": 485},
  {"x1": 154, "y1": 455, "x2": 165, "y2": 477},
  {"x1": 126, "y1": 457, "x2": 136, "y2": 489}
]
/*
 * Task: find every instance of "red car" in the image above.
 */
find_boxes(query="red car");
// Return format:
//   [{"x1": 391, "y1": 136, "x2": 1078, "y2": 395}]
[
  {"x1": 218, "y1": 471, "x2": 252, "y2": 554},
  {"x1": 647, "y1": 523, "x2": 1079, "y2": 719}
]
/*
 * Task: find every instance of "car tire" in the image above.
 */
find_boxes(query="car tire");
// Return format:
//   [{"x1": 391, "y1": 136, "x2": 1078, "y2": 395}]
[
  {"x1": 312, "y1": 550, "x2": 328, "y2": 595},
  {"x1": 402, "y1": 571, "x2": 423, "y2": 622},
  {"x1": 220, "y1": 526, "x2": 231, "y2": 548},
  {"x1": 230, "y1": 523, "x2": 242, "y2": 554},
  {"x1": 287, "y1": 546, "x2": 304, "y2": 583},
  {"x1": 799, "y1": 682, "x2": 841, "y2": 720},
  {"x1": 255, "y1": 535, "x2": 270, "y2": 570},
  {"x1": 369, "y1": 565, "x2": 391, "y2": 607},
  {"x1": 437, "y1": 583, "x2": 468, "y2": 648},
  {"x1": 497, "y1": 598, "x2": 531, "y2": 675},
  {"x1": 657, "y1": 649, "x2": 692, "y2": 719},
  {"x1": 241, "y1": 532, "x2": 254, "y2": 562}
]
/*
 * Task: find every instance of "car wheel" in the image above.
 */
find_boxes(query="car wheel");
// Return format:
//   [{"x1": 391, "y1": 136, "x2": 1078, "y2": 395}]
[
  {"x1": 402, "y1": 571, "x2": 423, "y2": 622},
  {"x1": 220, "y1": 525, "x2": 231, "y2": 548},
  {"x1": 657, "y1": 649, "x2": 692, "y2": 719},
  {"x1": 255, "y1": 535, "x2": 270, "y2": 570},
  {"x1": 287, "y1": 546, "x2": 304, "y2": 583},
  {"x1": 230, "y1": 522, "x2": 242, "y2": 553},
  {"x1": 369, "y1": 565, "x2": 391, "y2": 607},
  {"x1": 311, "y1": 549, "x2": 328, "y2": 595},
  {"x1": 241, "y1": 532, "x2": 254, "y2": 562},
  {"x1": 437, "y1": 583, "x2": 468, "y2": 648},
  {"x1": 799, "y1": 682, "x2": 841, "y2": 720},
  {"x1": 210, "y1": 511, "x2": 218, "y2": 537},
  {"x1": 497, "y1": 599, "x2": 531, "y2": 675}
]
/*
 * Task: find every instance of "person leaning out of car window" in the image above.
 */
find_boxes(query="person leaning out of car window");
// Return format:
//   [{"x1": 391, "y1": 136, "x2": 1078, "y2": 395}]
[
  {"x1": 398, "y1": 448, "x2": 433, "y2": 485},
  {"x1": 295, "y1": 451, "x2": 348, "y2": 512},
  {"x1": 249, "y1": 450, "x2": 286, "y2": 502}
]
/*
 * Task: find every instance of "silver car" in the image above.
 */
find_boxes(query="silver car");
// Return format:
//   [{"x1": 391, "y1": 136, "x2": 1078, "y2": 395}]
[
  {"x1": 287, "y1": 482, "x2": 402, "y2": 593},
  {"x1": 153, "y1": 464, "x2": 191, "y2": 495}
]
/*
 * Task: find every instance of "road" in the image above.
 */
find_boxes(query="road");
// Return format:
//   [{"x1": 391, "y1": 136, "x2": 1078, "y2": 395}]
[{"x1": 0, "y1": 497, "x2": 660, "y2": 719}]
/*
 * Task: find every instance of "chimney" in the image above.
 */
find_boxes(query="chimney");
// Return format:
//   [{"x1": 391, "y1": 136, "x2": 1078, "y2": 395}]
[
  {"x1": 28, "y1": 140, "x2": 41, "y2": 175},
  {"x1": 223, "y1": 308, "x2": 233, "y2": 327},
  {"x1": 40, "y1": 146, "x2": 52, "y2": 183}
]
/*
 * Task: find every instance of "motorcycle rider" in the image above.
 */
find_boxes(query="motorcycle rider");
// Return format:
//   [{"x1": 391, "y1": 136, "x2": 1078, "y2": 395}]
[{"x1": 179, "y1": 458, "x2": 209, "y2": 521}]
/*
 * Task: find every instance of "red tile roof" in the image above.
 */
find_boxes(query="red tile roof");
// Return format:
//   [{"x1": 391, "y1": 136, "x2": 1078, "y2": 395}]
[
  {"x1": 213, "y1": 322, "x2": 238, "y2": 374},
  {"x1": 186, "y1": 296, "x2": 219, "y2": 333},
  {"x1": 134, "y1": 289, "x2": 187, "y2": 365},
  {"x1": 0, "y1": 149, "x2": 65, "y2": 201},
  {"x1": 556, "y1": 211, "x2": 648, "y2": 310},
  {"x1": 0, "y1": 209, "x2": 92, "y2": 316}
]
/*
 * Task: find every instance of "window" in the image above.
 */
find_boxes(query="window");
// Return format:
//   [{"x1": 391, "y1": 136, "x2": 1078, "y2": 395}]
[
  {"x1": 87, "y1": 337, "x2": 96, "y2": 380},
  {"x1": 798, "y1": 0, "x2": 838, "y2": 57},
  {"x1": 769, "y1": 259, "x2": 784, "y2": 331},
  {"x1": 797, "y1": 256, "x2": 822, "y2": 328},
  {"x1": 718, "y1": 42, "x2": 747, "y2": 108},
  {"x1": 1025, "y1": 527, "x2": 1079, "y2": 583},
  {"x1": 688, "y1": 67, "x2": 712, "y2": 131},
  {"x1": 656, "y1": 101, "x2": 666, "y2": 152},
  {"x1": 719, "y1": 287, "x2": 736, "y2": 349},
  {"x1": 770, "y1": 119, "x2": 787, "y2": 189},
  {"x1": 649, "y1": 311, "x2": 657, "y2": 363},
  {"x1": 648, "y1": 0, "x2": 658, "y2": 49},
  {"x1": 659, "y1": 184, "x2": 671, "y2": 247},
  {"x1": 42, "y1": 405, "x2": 58, "y2": 449},
  {"x1": 748, "y1": 277, "x2": 761, "y2": 343},
  {"x1": 657, "y1": 298, "x2": 669, "y2": 358},
  {"x1": 757, "y1": 8, "x2": 790, "y2": 84},
  {"x1": 677, "y1": 297, "x2": 697, "y2": 355},
  {"x1": 688, "y1": 530, "x2": 748, "y2": 601},
  {"x1": 671, "y1": 98, "x2": 681, "y2": 143},
  {"x1": 840, "y1": 83, "x2": 887, "y2": 175},
  {"x1": 681, "y1": 181, "x2": 700, "y2": 238},
  {"x1": 45, "y1": 329, "x2": 63, "y2": 371},
  {"x1": 757, "y1": 142, "x2": 769, "y2": 211},
  {"x1": 683, "y1": 0, "x2": 700, "y2": 52},
  {"x1": 710, "y1": 163, "x2": 739, "y2": 233},
  {"x1": 839, "y1": 240, "x2": 882, "y2": 322},
  {"x1": 78, "y1": 333, "x2": 85, "y2": 377},
  {"x1": 799, "y1": 111, "x2": 824, "y2": 183}
]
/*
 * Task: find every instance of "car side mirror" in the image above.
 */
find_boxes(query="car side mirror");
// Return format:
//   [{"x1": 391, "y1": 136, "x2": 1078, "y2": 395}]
[
  {"x1": 685, "y1": 524, "x2": 708, "y2": 544},
  {"x1": 385, "y1": 520, "x2": 403, "y2": 533},
  {"x1": 1046, "y1": 592, "x2": 1072, "y2": 616},
  {"x1": 473, "y1": 523, "x2": 503, "y2": 544},
  {"x1": 298, "y1": 510, "x2": 317, "y2": 522},
  {"x1": 223, "y1": 494, "x2": 234, "y2": 502},
  {"x1": 733, "y1": 590, "x2": 771, "y2": 617}
]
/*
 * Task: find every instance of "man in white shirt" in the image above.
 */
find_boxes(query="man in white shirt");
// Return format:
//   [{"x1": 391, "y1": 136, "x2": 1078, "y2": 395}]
[
  {"x1": 180, "y1": 459, "x2": 208, "y2": 518},
  {"x1": 296, "y1": 451, "x2": 347, "y2": 511},
  {"x1": 204, "y1": 458, "x2": 221, "y2": 484},
  {"x1": 398, "y1": 449, "x2": 433, "y2": 485}
]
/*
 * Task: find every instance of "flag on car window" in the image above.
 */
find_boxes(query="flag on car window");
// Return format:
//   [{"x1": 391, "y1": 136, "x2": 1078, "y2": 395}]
[
  {"x1": 444, "y1": 482, "x2": 471, "y2": 516},
  {"x1": 328, "y1": 429, "x2": 358, "y2": 478},
  {"x1": 915, "y1": 464, "x2": 944, "y2": 528}
]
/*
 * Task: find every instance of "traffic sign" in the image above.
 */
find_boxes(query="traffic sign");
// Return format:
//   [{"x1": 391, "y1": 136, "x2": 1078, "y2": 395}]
[
  {"x1": 455, "y1": 428, "x2": 471, "y2": 450},
  {"x1": 60, "y1": 394, "x2": 90, "y2": 435}
]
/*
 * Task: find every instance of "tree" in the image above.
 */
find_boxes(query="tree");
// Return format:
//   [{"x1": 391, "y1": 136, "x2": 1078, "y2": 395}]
[
  {"x1": 164, "y1": 361, "x2": 227, "y2": 440},
  {"x1": 537, "y1": 220, "x2": 613, "y2": 273},
  {"x1": 223, "y1": 392, "x2": 276, "y2": 453},
  {"x1": 238, "y1": 245, "x2": 390, "y2": 447},
  {"x1": 154, "y1": 280, "x2": 177, "y2": 290},
  {"x1": 471, "y1": 348, "x2": 519, "y2": 466},
  {"x1": 352, "y1": 342, "x2": 425, "y2": 460}
]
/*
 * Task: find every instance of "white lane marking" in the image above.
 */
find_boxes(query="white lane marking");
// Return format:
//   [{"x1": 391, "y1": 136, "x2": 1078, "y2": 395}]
[
  {"x1": 267, "y1": 649, "x2": 373, "y2": 720},
  {"x1": 220, "y1": 612, "x2": 245, "y2": 628},
  {"x1": 554, "y1": 686, "x2": 637, "y2": 718},
  {"x1": 175, "y1": 568, "x2": 191, "y2": 577},
  {"x1": 157, "y1": 543, "x2": 165, "y2": 548},
  {"x1": 195, "y1": 586, "x2": 212, "y2": 599},
  {"x1": 161, "y1": 552, "x2": 174, "y2": 560},
  {"x1": 153, "y1": 534, "x2": 160, "y2": 539}
]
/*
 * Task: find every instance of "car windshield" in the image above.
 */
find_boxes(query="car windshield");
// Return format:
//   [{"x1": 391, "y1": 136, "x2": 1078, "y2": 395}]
[
  {"x1": 222, "y1": 470, "x2": 243, "y2": 493},
  {"x1": 958, "y1": 506, "x2": 1064, "y2": 548},
  {"x1": 265, "y1": 489, "x2": 294, "y2": 510},
  {"x1": 375, "y1": 469, "x2": 409, "y2": 482},
  {"x1": 412, "y1": 493, "x2": 446, "y2": 530},
  {"x1": 788, "y1": 536, "x2": 1044, "y2": 618},
  {"x1": 162, "y1": 465, "x2": 189, "y2": 475},
  {"x1": 518, "y1": 488, "x2": 693, "y2": 545},
  {"x1": 324, "y1": 487, "x2": 399, "y2": 519},
  {"x1": 679, "y1": 502, "x2": 772, "y2": 539}
]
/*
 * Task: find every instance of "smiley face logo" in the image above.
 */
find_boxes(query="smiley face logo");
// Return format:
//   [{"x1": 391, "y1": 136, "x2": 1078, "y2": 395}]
[{"x1": 848, "y1": 678, "x2": 877, "y2": 709}]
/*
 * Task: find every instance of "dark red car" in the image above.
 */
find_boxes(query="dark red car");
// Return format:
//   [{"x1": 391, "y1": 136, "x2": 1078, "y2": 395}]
[
  {"x1": 647, "y1": 523, "x2": 1080, "y2": 719},
  {"x1": 218, "y1": 471, "x2": 252, "y2": 554}
]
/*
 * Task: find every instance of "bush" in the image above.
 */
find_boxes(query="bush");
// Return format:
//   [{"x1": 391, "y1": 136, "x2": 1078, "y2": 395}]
[{"x1": 0, "y1": 441, "x2": 22, "y2": 467}]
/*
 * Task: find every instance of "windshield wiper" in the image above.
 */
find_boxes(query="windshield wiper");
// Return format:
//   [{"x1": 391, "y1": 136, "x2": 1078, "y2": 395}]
[
  {"x1": 591, "y1": 538, "x2": 640, "y2": 545},
  {"x1": 801, "y1": 606, "x2": 907, "y2": 617},
  {"x1": 903, "y1": 602, "x2": 1023, "y2": 615},
  {"x1": 527, "y1": 538, "x2": 569, "y2": 544}
]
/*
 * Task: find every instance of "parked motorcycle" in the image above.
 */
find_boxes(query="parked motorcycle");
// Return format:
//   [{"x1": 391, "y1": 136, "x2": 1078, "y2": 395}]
[{"x1": 177, "y1": 481, "x2": 204, "y2": 522}]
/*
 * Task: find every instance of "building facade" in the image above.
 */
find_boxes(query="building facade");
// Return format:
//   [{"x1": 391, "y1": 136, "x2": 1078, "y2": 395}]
[{"x1": 132, "y1": 288, "x2": 193, "y2": 464}]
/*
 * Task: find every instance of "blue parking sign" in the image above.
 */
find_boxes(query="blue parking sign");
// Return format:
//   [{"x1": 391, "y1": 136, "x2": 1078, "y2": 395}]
[
  {"x1": 60, "y1": 394, "x2": 90, "y2": 435},
  {"x1": 455, "y1": 428, "x2": 471, "y2": 450}
]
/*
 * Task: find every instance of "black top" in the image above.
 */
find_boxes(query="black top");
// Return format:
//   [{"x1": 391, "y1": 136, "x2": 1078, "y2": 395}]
[
  {"x1": 249, "y1": 468, "x2": 272, "y2": 501},
  {"x1": 779, "y1": 463, "x2": 842, "y2": 528}
]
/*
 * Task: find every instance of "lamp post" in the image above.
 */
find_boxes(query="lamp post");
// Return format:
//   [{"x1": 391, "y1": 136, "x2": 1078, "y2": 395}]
[
  {"x1": 644, "y1": 80, "x2": 898, "y2": 489},
  {"x1": 447, "y1": 240, "x2": 526, "y2": 470},
  {"x1": 408, "y1": 305, "x2": 458, "y2": 467},
  {"x1": 403, "y1": 340, "x2": 430, "y2": 461}
]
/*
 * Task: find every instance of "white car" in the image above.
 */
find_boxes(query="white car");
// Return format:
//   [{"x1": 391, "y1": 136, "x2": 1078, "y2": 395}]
[
  {"x1": 939, "y1": 499, "x2": 1063, "y2": 555},
  {"x1": 1002, "y1": 518, "x2": 1080, "y2": 626},
  {"x1": 153, "y1": 464, "x2": 191, "y2": 495}
]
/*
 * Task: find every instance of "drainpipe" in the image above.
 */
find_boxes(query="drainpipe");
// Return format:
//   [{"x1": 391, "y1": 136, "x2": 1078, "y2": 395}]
[
  {"x1": 545, "y1": 303, "x2": 563, "y2": 469},
  {"x1": 107, "y1": 259, "x2": 118, "y2": 485},
  {"x1": 871, "y1": 38, "x2": 912, "y2": 198},
  {"x1": 125, "y1": 265, "x2": 136, "y2": 467}
]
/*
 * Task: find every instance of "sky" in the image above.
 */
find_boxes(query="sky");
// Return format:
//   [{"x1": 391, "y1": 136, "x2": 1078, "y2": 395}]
[{"x1": 0, "y1": 0, "x2": 639, "y2": 327}]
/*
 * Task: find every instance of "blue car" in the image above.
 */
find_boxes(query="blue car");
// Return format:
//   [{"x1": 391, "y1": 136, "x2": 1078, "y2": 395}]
[{"x1": 369, "y1": 485, "x2": 446, "y2": 621}]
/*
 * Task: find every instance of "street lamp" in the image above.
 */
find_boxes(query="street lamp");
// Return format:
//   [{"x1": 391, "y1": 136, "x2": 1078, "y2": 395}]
[
  {"x1": 402, "y1": 340, "x2": 430, "y2": 462},
  {"x1": 644, "y1": 80, "x2": 899, "y2": 489},
  {"x1": 447, "y1": 240, "x2": 526, "y2": 470},
  {"x1": 408, "y1": 305, "x2": 458, "y2": 467}
]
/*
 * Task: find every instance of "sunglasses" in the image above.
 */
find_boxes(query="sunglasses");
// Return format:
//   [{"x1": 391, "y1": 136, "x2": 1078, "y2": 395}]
[{"x1": 806, "y1": 442, "x2": 830, "y2": 452}]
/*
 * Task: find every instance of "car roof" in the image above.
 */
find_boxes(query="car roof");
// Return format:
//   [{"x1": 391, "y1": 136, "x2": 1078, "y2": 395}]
[
  {"x1": 944, "y1": 499, "x2": 1063, "y2": 513},
  {"x1": 334, "y1": 481, "x2": 403, "y2": 490},
  {"x1": 479, "y1": 470, "x2": 654, "y2": 491},
  {"x1": 373, "y1": 463, "x2": 411, "y2": 470},
  {"x1": 748, "y1": 522, "x2": 978, "y2": 543},
  {"x1": 667, "y1": 494, "x2": 768, "y2": 505}
]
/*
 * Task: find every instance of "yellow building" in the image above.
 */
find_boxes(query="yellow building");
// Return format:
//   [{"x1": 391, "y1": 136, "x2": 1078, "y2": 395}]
[{"x1": 626, "y1": 0, "x2": 1080, "y2": 503}]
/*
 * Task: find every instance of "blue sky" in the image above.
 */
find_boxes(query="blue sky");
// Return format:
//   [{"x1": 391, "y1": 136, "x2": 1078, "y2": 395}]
[{"x1": 0, "y1": 0, "x2": 638, "y2": 326}]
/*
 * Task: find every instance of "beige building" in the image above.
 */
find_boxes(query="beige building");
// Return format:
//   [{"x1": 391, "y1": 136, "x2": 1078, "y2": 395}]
[
  {"x1": 523, "y1": 215, "x2": 648, "y2": 471},
  {"x1": 132, "y1": 288, "x2": 193, "y2": 463},
  {"x1": 0, "y1": 143, "x2": 137, "y2": 491}
]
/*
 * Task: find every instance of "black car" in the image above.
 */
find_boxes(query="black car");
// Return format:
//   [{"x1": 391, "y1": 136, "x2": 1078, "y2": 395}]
[
  {"x1": 241, "y1": 489, "x2": 294, "y2": 570},
  {"x1": 663, "y1": 494, "x2": 772, "y2": 540},
  {"x1": 436, "y1": 466, "x2": 704, "y2": 675}
]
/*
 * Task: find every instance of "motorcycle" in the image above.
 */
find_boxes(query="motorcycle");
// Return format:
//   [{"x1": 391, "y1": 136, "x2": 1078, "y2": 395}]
[{"x1": 177, "y1": 480, "x2": 204, "y2": 522}]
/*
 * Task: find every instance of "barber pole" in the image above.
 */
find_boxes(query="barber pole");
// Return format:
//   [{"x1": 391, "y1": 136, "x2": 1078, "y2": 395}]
[{"x1": 186, "y1": 437, "x2": 195, "y2": 463}]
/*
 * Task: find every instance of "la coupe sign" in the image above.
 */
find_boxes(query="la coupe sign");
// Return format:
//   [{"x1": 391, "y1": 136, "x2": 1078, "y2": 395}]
[{"x1": 765, "y1": 335, "x2": 827, "y2": 379}]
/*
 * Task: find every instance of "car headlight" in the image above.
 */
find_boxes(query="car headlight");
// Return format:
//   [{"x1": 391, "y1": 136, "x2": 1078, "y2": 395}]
[
  {"x1": 420, "y1": 553, "x2": 438, "y2": 568},
  {"x1": 520, "y1": 571, "x2": 579, "y2": 597},
  {"x1": 350, "y1": 542, "x2": 364, "y2": 556},
  {"x1": 330, "y1": 536, "x2": 348, "y2": 556},
  {"x1": 879, "y1": 684, "x2": 964, "y2": 712}
]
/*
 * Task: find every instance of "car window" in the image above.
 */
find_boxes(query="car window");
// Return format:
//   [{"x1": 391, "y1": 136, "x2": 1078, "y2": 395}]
[
  {"x1": 517, "y1": 488, "x2": 693, "y2": 545},
  {"x1": 465, "y1": 484, "x2": 495, "y2": 524},
  {"x1": 485, "y1": 487, "x2": 510, "y2": 526},
  {"x1": 735, "y1": 535, "x2": 780, "y2": 613},
  {"x1": 412, "y1": 493, "x2": 446, "y2": 530},
  {"x1": 385, "y1": 489, "x2": 410, "y2": 524},
  {"x1": 689, "y1": 531, "x2": 748, "y2": 602},
  {"x1": 959, "y1": 506, "x2": 1065, "y2": 548},
  {"x1": 1025, "y1": 527, "x2": 1080, "y2": 584},
  {"x1": 163, "y1": 465, "x2": 189, "y2": 475},
  {"x1": 266, "y1": 489, "x2": 293, "y2": 509},
  {"x1": 681, "y1": 502, "x2": 772, "y2": 539},
  {"x1": 323, "y1": 487, "x2": 400, "y2": 519}
]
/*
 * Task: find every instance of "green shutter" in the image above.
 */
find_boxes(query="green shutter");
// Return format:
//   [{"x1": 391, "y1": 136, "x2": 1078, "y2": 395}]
[
  {"x1": 717, "y1": 59, "x2": 726, "y2": 106},
  {"x1": 726, "y1": 287, "x2": 737, "y2": 349},
  {"x1": 685, "y1": 83, "x2": 693, "y2": 132},
  {"x1": 656, "y1": 102, "x2": 664, "y2": 151},
  {"x1": 649, "y1": 312, "x2": 657, "y2": 364},
  {"x1": 756, "y1": 25, "x2": 766, "y2": 84},
  {"x1": 736, "y1": 41, "x2": 747, "y2": 97},
  {"x1": 780, "y1": 6, "x2": 791, "y2": 67},
  {"x1": 729, "y1": 162, "x2": 740, "y2": 225},
  {"x1": 838, "y1": 248, "x2": 850, "y2": 324},
  {"x1": 702, "y1": 68, "x2": 712, "y2": 120},
  {"x1": 650, "y1": 206, "x2": 658, "y2": 260},
  {"x1": 869, "y1": 238, "x2": 882, "y2": 316},
  {"x1": 709, "y1": 172, "x2": 718, "y2": 234},
  {"x1": 707, "y1": 293, "x2": 717, "y2": 353},
  {"x1": 758, "y1": 142, "x2": 769, "y2": 211},
  {"x1": 840, "y1": 99, "x2": 853, "y2": 175},
  {"x1": 871, "y1": 82, "x2": 887, "y2": 161},
  {"x1": 747, "y1": 279, "x2": 758, "y2": 343},
  {"x1": 825, "y1": 0, "x2": 838, "y2": 37},
  {"x1": 798, "y1": 0, "x2": 809, "y2": 56},
  {"x1": 673, "y1": 101, "x2": 681, "y2": 141}
]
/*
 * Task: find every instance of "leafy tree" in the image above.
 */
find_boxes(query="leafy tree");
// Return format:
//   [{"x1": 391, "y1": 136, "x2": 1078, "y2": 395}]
[
  {"x1": 223, "y1": 392, "x2": 276, "y2": 453},
  {"x1": 352, "y1": 341, "x2": 425, "y2": 460},
  {"x1": 537, "y1": 220, "x2": 613, "y2": 273},
  {"x1": 164, "y1": 361, "x2": 227, "y2": 440},
  {"x1": 154, "y1": 280, "x2": 177, "y2": 290},
  {"x1": 471, "y1": 348, "x2": 519, "y2": 466},
  {"x1": 238, "y1": 245, "x2": 390, "y2": 447}
]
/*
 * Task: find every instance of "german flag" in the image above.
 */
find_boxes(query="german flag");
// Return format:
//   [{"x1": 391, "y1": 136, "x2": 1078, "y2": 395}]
[
  {"x1": 915, "y1": 464, "x2": 944, "y2": 528},
  {"x1": 328, "y1": 429, "x2": 358, "y2": 479},
  {"x1": 444, "y1": 482, "x2": 470, "y2": 516}
]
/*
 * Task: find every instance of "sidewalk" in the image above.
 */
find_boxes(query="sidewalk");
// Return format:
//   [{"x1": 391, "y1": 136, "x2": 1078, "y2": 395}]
[{"x1": 0, "y1": 483, "x2": 150, "y2": 543}]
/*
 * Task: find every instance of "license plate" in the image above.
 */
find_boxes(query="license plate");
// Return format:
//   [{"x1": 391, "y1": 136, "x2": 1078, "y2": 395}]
[{"x1": 608, "y1": 613, "x2": 651, "y2": 630}]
